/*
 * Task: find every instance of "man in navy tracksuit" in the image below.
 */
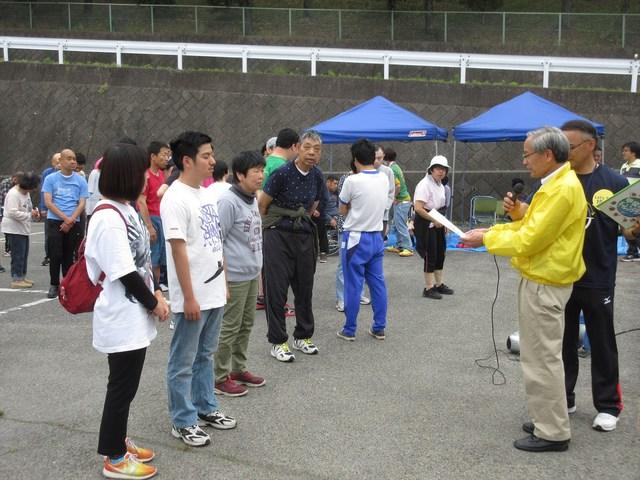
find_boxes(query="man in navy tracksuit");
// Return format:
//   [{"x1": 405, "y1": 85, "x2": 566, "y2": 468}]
[
  {"x1": 560, "y1": 120, "x2": 628, "y2": 432},
  {"x1": 337, "y1": 139, "x2": 389, "y2": 341}
]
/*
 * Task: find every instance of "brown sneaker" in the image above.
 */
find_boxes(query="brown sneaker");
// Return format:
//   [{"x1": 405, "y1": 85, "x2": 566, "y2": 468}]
[
  {"x1": 230, "y1": 370, "x2": 266, "y2": 387},
  {"x1": 11, "y1": 280, "x2": 32, "y2": 289},
  {"x1": 214, "y1": 376, "x2": 248, "y2": 397}
]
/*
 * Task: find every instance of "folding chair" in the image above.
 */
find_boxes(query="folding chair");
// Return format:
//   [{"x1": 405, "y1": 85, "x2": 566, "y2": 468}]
[{"x1": 469, "y1": 195, "x2": 498, "y2": 229}]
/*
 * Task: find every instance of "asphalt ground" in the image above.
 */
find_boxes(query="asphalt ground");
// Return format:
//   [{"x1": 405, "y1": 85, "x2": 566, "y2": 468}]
[{"x1": 0, "y1": 222, "x2": 638, "y2": 479}]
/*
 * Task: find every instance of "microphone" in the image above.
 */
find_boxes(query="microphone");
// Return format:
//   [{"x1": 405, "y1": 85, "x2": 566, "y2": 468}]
[{"x1": 511, "y1": 181, "x2": 524, "y2": 200}]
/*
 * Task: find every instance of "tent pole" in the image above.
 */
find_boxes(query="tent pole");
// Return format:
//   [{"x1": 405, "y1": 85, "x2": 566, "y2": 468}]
[
  {"x1": 435, "y1": 140, "x2": 438, "y2": 155},
  {"x1": 451, "y1": 141, "x2": 457, "y2": 221},
  {"x1": 601, "y1": 135, "x2": 606, "y2": 165}
]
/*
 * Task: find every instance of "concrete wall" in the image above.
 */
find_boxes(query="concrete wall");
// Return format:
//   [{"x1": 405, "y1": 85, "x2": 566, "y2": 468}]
[{"x1": 0, "y1": 62, "x2": 637, "y2": 221}]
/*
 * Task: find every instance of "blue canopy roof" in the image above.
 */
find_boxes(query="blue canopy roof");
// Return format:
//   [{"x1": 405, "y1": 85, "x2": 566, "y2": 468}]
[
  {"x1": 310, "y1": 96, "x2": 448, "y2": 143},
  {"x1": 452, "y1": 91, "x2": 605, "y2": 142}
]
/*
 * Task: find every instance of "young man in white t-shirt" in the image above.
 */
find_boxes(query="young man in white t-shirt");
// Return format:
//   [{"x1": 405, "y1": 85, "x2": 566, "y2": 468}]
[
  {"x1": 161, "y1": 131, "x2": 236, "y2": 448},
  {"x1": 337, "y1": 139, "x2": 389, "y2": 341}
]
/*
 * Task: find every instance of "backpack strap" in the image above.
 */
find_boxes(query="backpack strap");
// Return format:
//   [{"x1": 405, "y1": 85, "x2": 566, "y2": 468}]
[{"x1": 91, "y1": 203, "x2": 128, "y2": 227}]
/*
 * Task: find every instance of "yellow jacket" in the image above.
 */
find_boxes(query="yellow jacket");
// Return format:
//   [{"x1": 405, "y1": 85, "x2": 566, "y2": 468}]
[{"x1": 483, "y1": 162, "x2": 587, "y2": 286}]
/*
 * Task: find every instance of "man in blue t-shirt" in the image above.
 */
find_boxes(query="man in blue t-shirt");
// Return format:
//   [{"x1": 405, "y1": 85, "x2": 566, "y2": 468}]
[
  {"x1": 259, "y1": 130, "x2": 324, "y2": 363},
  {"x1": 41, "y1": 149, "x2": 88, "y2": 298},
  {"x1": 39, "y1": 152, "x2": 60, "y2": 266}
]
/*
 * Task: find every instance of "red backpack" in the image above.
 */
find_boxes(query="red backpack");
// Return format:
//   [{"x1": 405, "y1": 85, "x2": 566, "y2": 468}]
[{"x1": 59, "y1": 204, "x2": 127, "y2": 314}]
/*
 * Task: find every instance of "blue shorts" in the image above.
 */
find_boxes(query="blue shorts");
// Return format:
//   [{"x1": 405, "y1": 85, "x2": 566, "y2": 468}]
[{"x1": 150, "y1": 215, "x2": 166, "y2": 267}]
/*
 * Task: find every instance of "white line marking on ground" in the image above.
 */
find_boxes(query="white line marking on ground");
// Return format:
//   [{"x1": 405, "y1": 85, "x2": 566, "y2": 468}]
[
  {"x1": 0, "y1": 298, "x2": 55, "y2": 317},
  {"x1": 0, "y1": 288, "x2": 49, "y2": 294}
]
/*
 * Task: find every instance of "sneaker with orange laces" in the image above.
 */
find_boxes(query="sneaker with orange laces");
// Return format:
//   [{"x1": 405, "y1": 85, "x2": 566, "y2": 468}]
[
  {"x1": 102, "y1": 452, "x2": 157, "y2": 479},
  {"x1": 125, "y1": 437, "x2": 155, "y2": 463}
]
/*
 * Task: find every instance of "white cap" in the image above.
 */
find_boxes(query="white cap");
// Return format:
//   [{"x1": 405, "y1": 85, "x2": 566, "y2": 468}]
[
  {"x1": 428, "y1": 155, "x2": 449, "y2": 170},
  {"x1": 266, "y1": 136, "x2": 277, "y2": 149}
]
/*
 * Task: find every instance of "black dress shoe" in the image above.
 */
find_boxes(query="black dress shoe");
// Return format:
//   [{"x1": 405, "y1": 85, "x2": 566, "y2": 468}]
[
  {"x1": 514, "y1": 434, "x2": 569, "y2": 452},
  {"x1": 47, "y1": 285, "x2": 59, "y2": 299},
  {"x1": 522, "y1": 422, "x2": 534, "y2": 434}
]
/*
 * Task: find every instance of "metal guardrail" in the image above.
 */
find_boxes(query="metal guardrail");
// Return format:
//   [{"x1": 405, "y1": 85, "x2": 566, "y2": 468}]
[
  {"x1": 1, "y1": 2, "x2": 640, "y2": 48},
  {"x1": 2, "y1": 35, "x2": 639, "y2": 92}
]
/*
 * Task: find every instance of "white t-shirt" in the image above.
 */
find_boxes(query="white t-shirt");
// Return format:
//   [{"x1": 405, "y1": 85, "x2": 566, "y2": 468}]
[
  {"x1": 161, "y1": 180, "x2": 226, "y2": 313},
  {"x1": 86, "y1": 168, "x2": 102, "y2": 215},
  {"x1": 339, "y1": 170, "x2": 388, "y2": 232},
  {"x1": 85, "y1": 200, "x2": 157, "y2": 354},
  {"x1": 207, "y1": 181, "x2": 232, "y2": 202},
  {"x1": 414, "y1": 174, "x2": 446, "y2": 211},
  {"x1": 1, "y1": 186, "x2": 32, "y2": 235}
]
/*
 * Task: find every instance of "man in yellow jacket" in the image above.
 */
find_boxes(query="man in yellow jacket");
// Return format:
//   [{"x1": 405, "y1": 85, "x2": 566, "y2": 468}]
[{"x1": 464, "y1": 126, "x2": 587, "y2": 453}]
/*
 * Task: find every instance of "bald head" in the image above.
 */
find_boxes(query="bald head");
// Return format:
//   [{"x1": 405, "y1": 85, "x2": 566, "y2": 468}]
[
  {"x1": 58, "y1": 149, "x2": 77, "y2": 175},
  {"x1": 50, "y1": 152, "x2": 61, "y2": 168}
]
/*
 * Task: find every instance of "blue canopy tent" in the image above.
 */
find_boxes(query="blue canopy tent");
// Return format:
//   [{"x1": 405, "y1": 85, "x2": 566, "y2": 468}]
[
  {"x1": 450, "y1": 91, "x2": 605, "y2": 219},
  {"x1": 310, "y1": 95, "x2": 448, "y2": 144}
]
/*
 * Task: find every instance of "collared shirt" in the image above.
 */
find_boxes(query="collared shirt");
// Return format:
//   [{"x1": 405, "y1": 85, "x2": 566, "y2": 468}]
[{"x1": 414, "y1": 174, "x2": 446, "y2": 211}]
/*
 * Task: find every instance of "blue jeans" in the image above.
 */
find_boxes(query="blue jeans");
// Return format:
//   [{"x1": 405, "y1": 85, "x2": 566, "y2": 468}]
[
  {"x1": 341, "y1": 231, "x2": 387, "y2": 336},
  {"x1": 392, "y1": 202, "x2": 412, "y2": 250},
  {"x1": 167, "y1": 307, "x2": 223, "y2": 428},
  {"x1": 7, "y1": 234, "x2": 28, "y2": 280}
]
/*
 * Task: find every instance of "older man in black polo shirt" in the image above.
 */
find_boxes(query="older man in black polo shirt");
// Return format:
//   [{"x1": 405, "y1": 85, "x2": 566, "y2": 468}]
[{"x1": 259, "y1": 130, "x2": 325, "y2": 362}]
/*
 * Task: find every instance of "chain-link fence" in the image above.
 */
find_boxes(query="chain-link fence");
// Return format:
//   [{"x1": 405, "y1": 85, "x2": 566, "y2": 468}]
[{"x1": 1, "y1": 2, "x2": 640, "y2": 49}]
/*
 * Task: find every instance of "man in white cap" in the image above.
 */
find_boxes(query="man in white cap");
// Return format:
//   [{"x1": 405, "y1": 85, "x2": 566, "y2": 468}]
[{"x1": 413, "y1": 155, "x2": 454, "y2": 299}]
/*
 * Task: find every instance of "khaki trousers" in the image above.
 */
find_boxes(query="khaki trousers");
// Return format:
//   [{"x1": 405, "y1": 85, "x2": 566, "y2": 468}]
[
  {"x1": 214, "y1": 278, "x2": 259, "y2": 382},
  {"x1": 518, "y1": 277, "x2": 572, "y2": 442}
]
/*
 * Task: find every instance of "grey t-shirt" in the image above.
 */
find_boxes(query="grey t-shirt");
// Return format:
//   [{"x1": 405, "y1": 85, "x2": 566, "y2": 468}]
[{"x1": 217, "y1": 186, "x2": 263, "y2": 282}]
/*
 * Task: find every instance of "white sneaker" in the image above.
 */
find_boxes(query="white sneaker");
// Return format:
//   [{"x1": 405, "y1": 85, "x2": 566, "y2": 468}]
[
  {"x1": 171, "y1": 424, "x2": 210, "y2": 447},
  {"x1": 592, "y1": 412, "x2": 618, "y2": 432},
  {"x1": 568, "y1": 405, "x2": 577, "y2": 414},
  {"x1": 270, "y1": 342, "x2": 295, "y2": 362},
  {"x1": 359, "y1": 296, "x2": 371, "y2": 305},
  {"x1": 336, "y1": 301, "x2": 344, "y2": 312},
  {"x1": 159, "y1": 283, "x2": 169, "y2": 292},
  {"x1": 292, "y1": 338, "x2": 319, "y2": 355}
]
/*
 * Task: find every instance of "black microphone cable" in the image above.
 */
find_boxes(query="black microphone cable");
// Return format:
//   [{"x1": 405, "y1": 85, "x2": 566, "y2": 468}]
[{"x1": 474, "y1": 254, "x2": 507, "y2": 385}]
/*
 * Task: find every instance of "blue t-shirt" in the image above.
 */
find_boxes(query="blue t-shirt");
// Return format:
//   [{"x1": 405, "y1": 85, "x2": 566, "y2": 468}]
[
  {"x1": 39, "y1": 166, "x2": 57, "y2": 211},
  {"x1": 263, "y1": 161, "x2": 324, "y2": 232},
  {"x1": 41, "y1": 171, "x2": 89, "y2": 221}
]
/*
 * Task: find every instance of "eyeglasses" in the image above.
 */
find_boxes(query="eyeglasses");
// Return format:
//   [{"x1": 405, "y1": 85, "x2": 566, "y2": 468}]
[
  {"x1": 522, "y1": 151, "x2": 537, "y2": 159},
  {"x1": 570, "y1": 140, "x2": 590, "y2": 150}
]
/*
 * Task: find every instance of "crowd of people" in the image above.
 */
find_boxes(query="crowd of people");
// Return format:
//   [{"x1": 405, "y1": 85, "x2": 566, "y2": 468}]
[{"x1": 0, "y1": 123, "x2": 639, "y2": 478}]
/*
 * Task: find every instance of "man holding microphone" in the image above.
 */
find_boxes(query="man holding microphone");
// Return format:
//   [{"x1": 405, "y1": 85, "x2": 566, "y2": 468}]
[{"x1": 463, "y1": 127, "x2": 587, "y2": 452}]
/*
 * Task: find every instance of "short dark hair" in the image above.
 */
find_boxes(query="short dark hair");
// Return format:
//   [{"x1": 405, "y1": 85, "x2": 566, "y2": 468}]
[
  {"x1": 148, "y1": 140, "x2": 169, "y2": 157},
  {"x1": 326, "y1": 174, "x2": 339, "y2": 182},
  {"x1": 351, "y1": 139, "x2": 376, "y2": 166},
  {"x1": 275, "y1": 128, "x2": 299, "y2": 149},
  {"x1": 622, "y1": 141, "x2": 640, "y2": 158},
  {"x1": 170, "y1": 131, "x2": 212, "y2": 171},
  {"x1": 75, "y1": 152, "x2": 87, "y2": 166},
  {"x1": 18, "y1": 172, "x2": 40, "y2": 191},
  {"x1": 213, "y1": 159, "x2": 229, "y2": 182},
  {"x1": 99, "y1": 143, "x2": 148, "y2": 201},
  {"x1": 561, "y1": 120, "x2": 597, "y2": 139},
  {"x1": 232, "y1": 151, "x2": 266, "y2": 183},
  {"x1": 384, "y1": 146, "x2": 397, "y2": 163},
  {"x1": 260, "y1": 144, "x2": 267, "y2": 156}
]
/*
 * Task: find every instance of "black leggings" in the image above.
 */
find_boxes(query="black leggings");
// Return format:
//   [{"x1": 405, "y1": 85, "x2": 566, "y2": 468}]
[{"x1": 97, "y1": 348, "x2": 147, "y2": 457}]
